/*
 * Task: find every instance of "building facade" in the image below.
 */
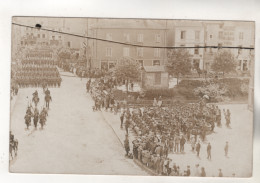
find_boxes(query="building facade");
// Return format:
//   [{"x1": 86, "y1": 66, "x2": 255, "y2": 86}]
[
  {"x1": 203, "y1": 21, "x2": 254, "y2": 72},
  {"x1": 171, "y1": 21, "x2": 205, "y2": 70},
  {"x1": 89, "y1": 19, "x2": 167, "y2": 70}
]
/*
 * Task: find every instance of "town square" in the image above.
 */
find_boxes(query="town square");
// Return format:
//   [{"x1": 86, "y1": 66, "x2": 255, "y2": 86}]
[{"x1": 9, "y1": 17, "x2": 254, "y2": 177}]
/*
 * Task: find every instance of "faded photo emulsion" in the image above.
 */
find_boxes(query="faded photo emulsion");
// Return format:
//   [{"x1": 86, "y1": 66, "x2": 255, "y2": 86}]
[{"x1": 10, "y1": 17, "x2": 254, "y2": 177}]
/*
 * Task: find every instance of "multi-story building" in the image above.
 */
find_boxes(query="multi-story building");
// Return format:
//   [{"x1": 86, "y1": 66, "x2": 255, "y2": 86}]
[
  {"x1": 89, "y1": 19, "x2": 168, "y2": 70},
  {"x1": 203, "y1": 21, "x2": 254, "y2": 72},
  {"x1": 170, "y1": 20, "x2": 205, "y2": 70}
]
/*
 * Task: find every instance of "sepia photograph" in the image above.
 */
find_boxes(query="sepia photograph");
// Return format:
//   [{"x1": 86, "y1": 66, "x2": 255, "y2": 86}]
[{"x1": 9, "y1": 17, "x2": 254, "y2": 177}]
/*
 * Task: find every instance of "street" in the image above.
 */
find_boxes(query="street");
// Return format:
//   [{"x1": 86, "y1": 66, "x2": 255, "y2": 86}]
[{"x1": 10, "y1": 73, "x2": 146, "y2": 175}]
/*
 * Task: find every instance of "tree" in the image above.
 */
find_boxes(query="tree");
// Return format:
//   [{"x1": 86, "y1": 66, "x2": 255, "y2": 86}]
[
  {"x1": 114, "y1": 57, "x2": 141, "y2": 94},
  {"x1": 211, "y1": 50, "x2": 236, "y2": 77},
  {"x1": 167, "y1": 49, "x2": 192, "y2": 85}
]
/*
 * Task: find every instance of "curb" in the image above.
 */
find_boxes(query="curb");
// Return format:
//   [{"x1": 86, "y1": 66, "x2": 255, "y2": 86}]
[{"x1": 99, "y1": 110, "x2": 124, "y2": 147}]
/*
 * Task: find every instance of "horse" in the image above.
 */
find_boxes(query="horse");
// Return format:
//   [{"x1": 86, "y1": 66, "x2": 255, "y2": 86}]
[
  {"x1": 32, "y1": 95, "x2": 40, "y2": 107},
  {"x1": 9, "y1": 139, "x2": 18, "y2": 160},
  {"x1": 39, "y1": 111, "x2": 47, "y2": 129},
  {"x1": 24, "y1": 113, "x2": 31, "y2": 130}
]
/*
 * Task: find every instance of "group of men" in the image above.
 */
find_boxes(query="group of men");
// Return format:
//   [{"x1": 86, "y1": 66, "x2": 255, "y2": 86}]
[
  {"x1": 24, "y1": 89, "x2": 52, "y2": 130},
  {"x1": 86, "y1": 72, "x2": 233, "y2": 177},
  {"x1": 120, "y1": 100, "x2": 232, "y2": 176},
  {"x1": 14, "y1": 64, "x2": 62, "y2": 88}
]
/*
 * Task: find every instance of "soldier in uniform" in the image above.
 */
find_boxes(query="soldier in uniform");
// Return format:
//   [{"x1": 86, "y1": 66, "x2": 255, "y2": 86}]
[
  {"x1": 124, "y1": 134, "x2": 130, "y2": 156},
  {"x1": 33, "y1": 107, "x2": 39, "y2": 129}
]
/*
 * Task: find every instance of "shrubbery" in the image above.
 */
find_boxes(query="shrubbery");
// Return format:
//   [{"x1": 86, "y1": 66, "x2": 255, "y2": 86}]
[
  {"x1": 112, "y1": 78, "x2": 249, "y2": 103},
  {"x1": 143, "y1": 88, "x2": 176, "y2": 99}
]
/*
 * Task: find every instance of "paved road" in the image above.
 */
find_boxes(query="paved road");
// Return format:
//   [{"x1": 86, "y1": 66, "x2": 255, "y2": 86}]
[{"x1": 10, "y1": 74, "x2": 146, "y2": 175}]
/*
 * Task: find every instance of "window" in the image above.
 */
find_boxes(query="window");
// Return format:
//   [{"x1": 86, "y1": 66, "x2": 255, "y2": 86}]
[
  {"x1": 106, "y1": 47, "x2": 112, "y2": 57},
  {"x1": 124, "y1": 33, "x2": 130, "y2": 42},
  {"x1": 42, "y1": 34, "x2": 45, "y2": 38},
  {"x1": 101, "y1": 61, "x2": 108, "y2": 70},
  {"x1": 123, "y1": 47, "x2": 130, "y2": 57},
  {"x1": 219, "y1": 31, "x2": 223, "y2": 39},
  {"x1": 59, "y1": 36, "x2": 61, "y2": 39},
  {"x1": 238, "y1": 45, "x2": 242, "y2": 54},
  {"x1": 67, "y1": 41, "x2": 71, "y2": 48},
  {"x1": 210, "y1": 35, "x2": 213, "y2": 39},
  {"x1": 155, "y1": 34, "x2": 161, "y2": 43},
  {"x1": 154, "y1": 48, "x2": 160, "y2": 57},
  {"x1": 195, "y1": 31, "x2": 200, "y2": 40},
  {"x1": 180, "y1": 44, "x2": 185, "y2": 47},
  {"x1": 106, "y1": 33, "x2": 112, "y2": 41},
  {"x1": 218, "y1": 43, "x2": 223, "y2": 50},
  {"x1": 138, "y1": 60, "x2": 143, "y2": 67},
  {"x1": 38, "y1": 34, "x2": 40, "y2": 38},
  {"x1": 137, "y1": 34, "x2": 143, "y2": 42},
  {"x1": 109, "y1": 62, "x2": 116, "y2": 69},
  {"x1": 239, "y1": 32, "x2": 244, "y2": 40},
  {"x1": 52, "y1": 36, "x2": 55, "y2": 40},
  {"x1": 243, "y1": 60, "x2": 248, "y2": 71},
  {"x1": 194, "y1": 45, "x2": 199, "y2": 55},
  {"x1": 181, "y1": 31, "x2": 186, "y2": 39},
  {"x1": 154, "y1": 73, "x2": 161, "y2": 85},
  {"x1": 137, "y1": 47, "x2": 143, "y2": 57},
  {"x1": 193, "y1": 59, "x2": 200, "y2": 69},
  {"x1": 153, "y1": 60, "x2": 160, "y2": 66}
]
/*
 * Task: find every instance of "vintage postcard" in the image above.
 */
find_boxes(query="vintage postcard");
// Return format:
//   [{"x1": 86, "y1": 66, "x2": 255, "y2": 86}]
[{"x1": 10, "y1": 17, "x2": 254, "y2": 177}]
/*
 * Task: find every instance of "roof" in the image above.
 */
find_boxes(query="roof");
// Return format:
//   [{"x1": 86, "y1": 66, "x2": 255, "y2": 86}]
[{"x1": 143, "y1": 66, "x2": 166, "y2": 72}]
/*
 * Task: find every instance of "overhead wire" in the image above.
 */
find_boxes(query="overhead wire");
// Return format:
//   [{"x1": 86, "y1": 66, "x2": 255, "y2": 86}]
[{"x1": 12, "y1": 22, "x2": 254, "y2": 50}]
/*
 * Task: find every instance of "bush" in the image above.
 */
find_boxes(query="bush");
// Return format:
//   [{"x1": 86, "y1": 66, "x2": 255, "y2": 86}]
[
  {"x1": 143, "y1": 88, "x2": 176, "y2": 99},
  {"x1": 194, "y1": 83, "x2": 229, "y2": 102},
  {"x1": 113, "y1": 89, "x2": 139, "y2": 101}
]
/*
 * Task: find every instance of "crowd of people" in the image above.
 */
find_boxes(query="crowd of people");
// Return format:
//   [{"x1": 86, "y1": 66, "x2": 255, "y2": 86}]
[
  {"x1": 58, "y1": 61, "x2": 109, "y2": 78},
  {"x1": 14, "y1": 63, "x2": 62, "y2": 88},
  {"x1": 87, "y1": 75, "x2": 232, "y2": 177},
  {"x1": 21, "y1": 59, "x2": 56, "y2": 65}
]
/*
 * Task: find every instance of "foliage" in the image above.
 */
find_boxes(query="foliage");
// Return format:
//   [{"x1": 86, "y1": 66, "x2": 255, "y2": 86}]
[
  {"x1": 167, "y1": 49, "x2": 192, "y2": 84},
  {"x1": 58, "y1": 51, "x2": 71, "y2": 60},
  {"x1": 113, "y1": 57, "x2": 141, "y2": 82},
  {"x1": 211, "y1": 50, "x2": 236, "y2": 76},
  {"x1": 143, "y1": 88, "x2": 176, "y2": 99},
  {"x1": 193, "y1": 83, "x2": 229, "y2": 102},
  {"x1": 113, "y1": 57, "x2": 141, "y2": 93}
]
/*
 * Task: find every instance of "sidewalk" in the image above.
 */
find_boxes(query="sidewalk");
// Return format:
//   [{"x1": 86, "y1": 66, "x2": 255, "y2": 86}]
[
  {"x1": 100, "y1": 109, "x2": 136, "y2": 148},
  {"x1": 100, "y1": 109, "x2": 158, "y2": 176}
]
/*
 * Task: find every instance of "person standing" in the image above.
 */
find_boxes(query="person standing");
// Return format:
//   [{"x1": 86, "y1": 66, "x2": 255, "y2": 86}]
[
  {"x1": 194, "y1": 164, "x2": 200, "y2": 176},
  {"x1": 180, "y1": 136, "x2": 186, "y2": 153},
  {"x1": 200, "y1": 167, "x2": 206, "y2": 177},
  {"x1": 224, "y1": 141, "x2": 229, "y2": 157},
  {"x1": 207, "y1": 143, "x2": 212, "y2": 160},
  {"x1": 174, "y1": 135, "x2": 180, "y2": 153},
  {"x1": 120, "y1": 111, "x2": 125, "y2": 129},
  {"x1": 124, "y1": 135, "x2": 130, "y2": 156},
  {"x1": 218, "y1": 169, "x2": 223, "y2": 177},
  {"x1": 196, "y1": 141, "x2": 201, "y2": 157},
  {"x1": 125, "y1": 118, "x2": 130, "y2": 135}
]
